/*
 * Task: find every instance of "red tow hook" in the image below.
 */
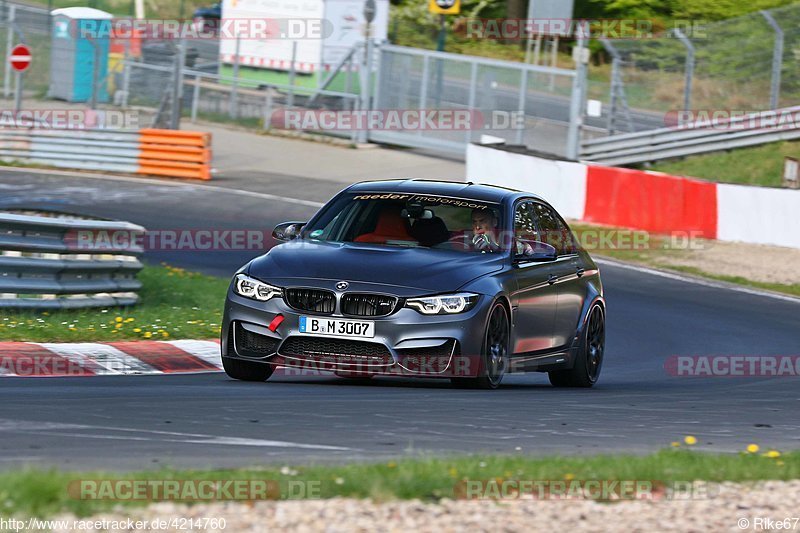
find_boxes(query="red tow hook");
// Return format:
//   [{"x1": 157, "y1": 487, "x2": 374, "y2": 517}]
[{"x1": 268, "y1": 314, "x2": 285, "y2": 332}]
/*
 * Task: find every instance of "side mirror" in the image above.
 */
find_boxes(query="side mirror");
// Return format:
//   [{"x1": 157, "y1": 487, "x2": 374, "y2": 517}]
[
  {"x1": 514, "y1": 240, "x2": 558, "y2": 263},
  {"x1": 272, "y1": 221, "x2": 306, "y2": 242}
]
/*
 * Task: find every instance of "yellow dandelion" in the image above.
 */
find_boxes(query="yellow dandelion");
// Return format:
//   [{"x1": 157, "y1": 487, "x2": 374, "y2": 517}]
[
  {"x1": 387, "y1": 461, "x2": 397, "y2": 469},
  {"x1": 144, "y1": 332, "x2": 152, "y2": 338},
  {"x1": 763, "y1": 450, "x2": 780, "y2": 458},
  {"x1": 684, "y1": 435, "x2": 697, "y2": 446},
  {"x1": 746, "y1": 444, "x2": 760, "y2": 454},
  {"x1": 125, "y1": 318, "x2": 135, "y2": 323},
  {"x1": 161, "y1": 332, "x2": 169, "y2": 338},
  {"x1": 115, "y1": 317, "x2": 123, "y2": 323},
  {"x1": 133, "y1": 328, "x2": 142, "y2": 333},
  {"x1": 115, "y1": 323, "x2": 122, "y2": 329},
  {"x1": 671, "y1": 441, "x2": 680, "y2": 448},
  {"x1": 448, "y1": 467, "x2": 458, "y2": 477},
  {"x1": 564, "y1": 473, "x2": 575, "y2": 481}
]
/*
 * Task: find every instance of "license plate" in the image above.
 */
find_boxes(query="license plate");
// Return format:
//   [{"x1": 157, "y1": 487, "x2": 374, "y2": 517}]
[{"x1": 298, "y1": 316, "x2": 375, "y2": 338}]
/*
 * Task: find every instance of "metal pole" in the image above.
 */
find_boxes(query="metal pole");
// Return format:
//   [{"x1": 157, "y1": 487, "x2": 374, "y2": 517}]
[
  {"x1": 532, "y1": 35, "x2": 542, "y2": 66},
  {"x1": 549, "y1": 35, "x2": 558, "y2": 91},
  {"x1": 418, "y1": 54, "x2": 429, "y2": 137},
  {"x1": 169, "y1": 39, "x2": 185, "y2": 129},
  {"x1": 436, "y1": 14, "x2": 445, "y2": 52},
  {"x1": 13, "y1": 70, "x2": 21, "y2": 111},
  {"x1": 566, "y1": 22, "x2": 588, "y2": 161},
  {"x1": 674, "y1": 28, "x2": 694, "y2": 113},
  {"x1": 89, "y1": 38, "x2": 99, "y2": 110},
  {"x1": 263, "y1": 89, "x2": 273, "y2": 130},
  {"x1": 288, "y1": 40, "x2": 297, "y2": 109},
  {"x1": 465, "y1": 61, "x2": 477, "y2": 144},
  {"x1": 760, "y1": 10, "x2": 784, "y2": 110},
  {"x1": 4, "y1": 4, "x2": 15, "y2": 98},
  {"x1": 191, "y1": 74, "x2": 200, "y2": 122},
  {"x1": 229, "y1": 35, "x2": 240, "y2": 119},
  {"x1": 121, "y1": 60, "x2": 131, "y2": 107},
  {"x1": 515, "y1": 69, "x2": 528, "y2": 145}
]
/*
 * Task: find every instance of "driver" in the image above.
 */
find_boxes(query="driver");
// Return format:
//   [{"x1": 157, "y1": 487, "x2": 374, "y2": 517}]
[{"x1": 471, "y1": 208, "x2": 534, "y2": 255}]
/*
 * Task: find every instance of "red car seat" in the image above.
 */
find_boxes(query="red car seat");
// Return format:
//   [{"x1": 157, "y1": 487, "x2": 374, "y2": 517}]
[{"x1": 354, "y1": 206, "x2": 415, "y2": 244}]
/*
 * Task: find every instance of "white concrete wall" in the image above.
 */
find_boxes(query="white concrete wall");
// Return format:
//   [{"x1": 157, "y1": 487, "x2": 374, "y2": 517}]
[
  {"x1": 466, "y1": 144, "x2": 587, "y2": 220},
  {"x1": 717, "y1": 183, "x2": 800, "y2": 249}
]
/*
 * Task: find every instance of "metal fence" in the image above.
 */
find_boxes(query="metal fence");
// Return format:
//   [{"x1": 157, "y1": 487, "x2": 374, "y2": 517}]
[
  {"x1": 0, "y1": 211, "x2": 144, "y2": 309},
  {"x1": 373, "y1": 44, "x2": 582, "y2": 157},
  {"x1": 0, "y1": 2, "x2": 51, "y2": 100},
  {"x1": 594, "y1": 3, "x2": 800, "y2": 135}
]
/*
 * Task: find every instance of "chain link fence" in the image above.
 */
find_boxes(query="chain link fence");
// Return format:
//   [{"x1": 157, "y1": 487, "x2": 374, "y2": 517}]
[{"x1": 595, "y1": 4, "x2": 800, "y2": 134}]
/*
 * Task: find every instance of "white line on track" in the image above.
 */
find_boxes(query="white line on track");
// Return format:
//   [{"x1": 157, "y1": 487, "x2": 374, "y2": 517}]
[
  {"x1": 595, "y1": 258, "x2": 800, "y2": 304},
  {"x1": 0, "y1": 419, "x2": 354, "y2": 450}
]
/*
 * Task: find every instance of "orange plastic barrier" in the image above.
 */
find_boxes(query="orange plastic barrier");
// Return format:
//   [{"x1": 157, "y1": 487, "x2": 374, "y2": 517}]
[{"x1": 137, "y1": 129, "x2": 212, "y2": 180}]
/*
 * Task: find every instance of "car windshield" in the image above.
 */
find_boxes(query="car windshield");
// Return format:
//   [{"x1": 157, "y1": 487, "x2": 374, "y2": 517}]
[{"x1": 302, "y1": 192, "x2": 507, "y2": 253}]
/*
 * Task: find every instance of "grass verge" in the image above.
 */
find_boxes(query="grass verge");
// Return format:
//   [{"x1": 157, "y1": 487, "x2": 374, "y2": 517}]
[
  {"x1": 647, "y1": 140, "x2": 799, "y2": 187},
  {"x1": 0, "y1": 265, "x2": 228, "y2": 342},
  {"x1": 0, "y1": 450, "x2": 796, "y2": 518}
]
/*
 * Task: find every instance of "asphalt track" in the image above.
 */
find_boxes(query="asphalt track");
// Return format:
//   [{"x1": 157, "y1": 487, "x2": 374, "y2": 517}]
[{"x1": 0, "y1": 169, "x2": 798, "y2": 470}]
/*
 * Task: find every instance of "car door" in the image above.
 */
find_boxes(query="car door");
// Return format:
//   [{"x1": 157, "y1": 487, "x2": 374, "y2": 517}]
[
  {"x1": 510, "y1": 200, "x2": 559, "y2": 355},
  {"x1": 532, "y1": 202, "x2": 586, "y2": 349}
]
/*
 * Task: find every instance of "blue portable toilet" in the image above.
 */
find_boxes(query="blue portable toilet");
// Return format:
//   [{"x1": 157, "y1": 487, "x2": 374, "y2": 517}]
[{"x1": 49, "y1": 7, "x2": 113, "y2": 103}]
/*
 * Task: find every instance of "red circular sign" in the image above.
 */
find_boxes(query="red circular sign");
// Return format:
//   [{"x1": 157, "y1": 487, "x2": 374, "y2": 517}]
[{"x1": 10, "y1": 44, "x2": 32, "y2": 72}]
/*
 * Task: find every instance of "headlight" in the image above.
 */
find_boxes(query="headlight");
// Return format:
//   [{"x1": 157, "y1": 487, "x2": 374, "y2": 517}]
[
  {"x1": 406, "y1": 293, "x2": 479, "y2": 315},
  {"x1": 233, "y1": 274, "x2": 282, "y2": 302}
]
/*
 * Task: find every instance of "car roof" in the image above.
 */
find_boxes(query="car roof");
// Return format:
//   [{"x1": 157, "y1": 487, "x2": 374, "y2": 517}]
[{"x1": 346, "y1": 179, "x2": 544, "y2": 204}]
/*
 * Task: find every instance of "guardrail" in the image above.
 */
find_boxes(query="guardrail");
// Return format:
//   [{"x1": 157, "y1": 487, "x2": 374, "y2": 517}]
[
  {"x1": 0, "y1": 212, "x2": 145, "y2": 309},
  {"x1": 580, "y1": 106, "x2": 800, "y2": 166},
  {"x1": 0, "y1": 128, "x2": 212, "y2": 180}
]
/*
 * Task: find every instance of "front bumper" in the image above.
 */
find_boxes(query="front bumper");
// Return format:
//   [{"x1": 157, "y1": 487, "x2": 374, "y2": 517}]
[{"x1": 221, "y1": 288, "x2": 491, "y2": 378}]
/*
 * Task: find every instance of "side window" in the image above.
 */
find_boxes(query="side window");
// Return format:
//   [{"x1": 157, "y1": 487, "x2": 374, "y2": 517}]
[
  {"x1": 514, "y1": 201, "x2": 538, "y2": 243},
  {"x1": 533, "y1": 203, "x2": 577, "y2": 255}
]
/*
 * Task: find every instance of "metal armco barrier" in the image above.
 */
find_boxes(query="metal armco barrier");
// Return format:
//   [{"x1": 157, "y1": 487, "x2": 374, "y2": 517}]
[
  {"x1": 0, "y1": 128, "x2": 212, "y2": 180},
  {"x1": 580, "y1": 106, "x2": 800, "y2": 166},
  {"x1": 0, "y1": 212, "x2": 145, "y2": 309}
]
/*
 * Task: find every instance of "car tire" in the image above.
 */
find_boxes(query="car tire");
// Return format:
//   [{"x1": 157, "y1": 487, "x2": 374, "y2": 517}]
[
  {"x1": 548, "y1": 304, "x2": 605, "y2": 388},
  {"x1": 451, "y1": 301, "x2": 509, "y2": 390},
  {"x1": 222, "y1": 356, "x2": 274, "y2": 382}
]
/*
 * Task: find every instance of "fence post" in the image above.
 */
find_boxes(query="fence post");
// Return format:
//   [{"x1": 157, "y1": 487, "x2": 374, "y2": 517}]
[
  {"x1": 418, "y1": 54, "x2": 429, "y2": 137},
  {"x1": 760, "y1": 10, "x2": 783, "y2": 110},
  {"x1": 229, "y1": 35, "x2": 240, "y2": 119},
  {"x1": 4, "y1": 4, "x2": 15, "y2": 98},
  {"x1": 566, "y1": 22, "x2": 588, "y2": 161},
  {"x1": 263, "y1": 88, "x2": 273, "y2": 130},
  {"x1": 515, "y1": 68, "x2": 528, "y2": 145},
  {"x1": 169, "y1": 39, "x2": 185, "y2": 130},
  {"x1": 466, "y1": 61, "x2": 477, "y2": 144},
  {"x1": 674, "y1": 28, "x2": 695, "y2": 114},
  {"x1": 288, "y1": 40, "x2": 297, "y2": 109},
  {"x1": 191, "y1": 74, "x2": 200, "y2": 123}
]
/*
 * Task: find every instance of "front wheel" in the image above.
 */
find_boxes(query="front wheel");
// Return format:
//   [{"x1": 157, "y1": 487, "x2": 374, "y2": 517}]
[
  {"x1": 451, "y1": 301, "x2": 509, "y2": 390},
  {"x1": 549, "y1": 304, "x2": 605, "y2": 388},
  {"x1": 222, "y1": 356, "x2": 274, "y2": 382}
]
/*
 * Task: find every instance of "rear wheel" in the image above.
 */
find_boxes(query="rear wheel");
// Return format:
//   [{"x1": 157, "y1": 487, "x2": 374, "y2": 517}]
[
  {"x1": 222, "y1": 356, "x2": 274, "y2": 382},
  {"x1": 451, "y1": 301, "x2": 509, "y2": 390},
  {"x1": 549, "y1": 304, "x2": 605, "y2": 388}
]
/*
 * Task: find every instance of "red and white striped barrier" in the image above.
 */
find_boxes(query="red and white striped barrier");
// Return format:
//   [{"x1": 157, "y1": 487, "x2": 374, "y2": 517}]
[
  {"x1": 0, "y1": 340, "x2": 222, "y2": 377},
  {"x1": 467, "y1": 144, "x2": 800, "y2": 249}
]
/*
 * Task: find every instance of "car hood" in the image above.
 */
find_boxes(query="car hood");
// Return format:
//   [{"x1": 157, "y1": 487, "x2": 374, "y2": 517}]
[{"x1": 247, "y1": 240, "x2": 505, "y2": 294}]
